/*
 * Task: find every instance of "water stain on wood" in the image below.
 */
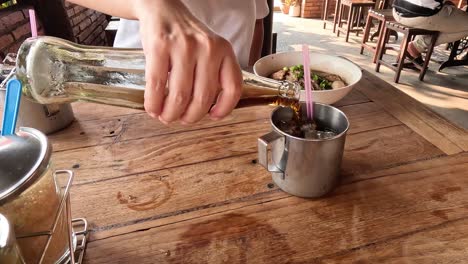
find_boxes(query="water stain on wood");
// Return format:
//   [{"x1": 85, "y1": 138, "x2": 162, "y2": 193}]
[
  {"x1": 169, "y1": 213, "x2": 296, "y2": 264},
  {"x1": 431, "y1": 209, "x2": 450, "y2": 220},
  {"x1": 430, "y1": 186, "x2": 461, "y2": 202},
  {"x1": 116, "y1": 178, "x2": 173, "y2": 211},
  {"x1": 207, "y1": 170, "x2": 235, "y2": 176}
]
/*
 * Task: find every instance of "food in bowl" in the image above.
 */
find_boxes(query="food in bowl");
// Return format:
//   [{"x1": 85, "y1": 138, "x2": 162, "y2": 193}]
[
  {"x1": 253, "y1": 52, "x2": 362, "y2": 105},
  {"x1": 270, "y1": 64, "x2": 347, "y2": 91}
]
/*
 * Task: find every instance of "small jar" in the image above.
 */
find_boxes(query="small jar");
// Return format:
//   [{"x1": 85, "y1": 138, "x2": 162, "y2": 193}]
[
  {"x1": 0, "y1": 214, "x2": 25, "y2": 264},
  {"x1": 0, "y1": 127, "x2": 72, "y2": 263}
]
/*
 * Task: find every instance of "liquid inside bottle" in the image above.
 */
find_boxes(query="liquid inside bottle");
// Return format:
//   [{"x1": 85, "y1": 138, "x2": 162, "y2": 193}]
[{"x1": 15, "y1": 36, "x2": 300, "y2": 111}]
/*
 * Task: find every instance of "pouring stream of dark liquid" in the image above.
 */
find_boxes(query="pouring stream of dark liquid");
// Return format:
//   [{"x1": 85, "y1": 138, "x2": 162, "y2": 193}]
[{"x1": 277, "y1": 103, "x2": 338, "y2": 140}]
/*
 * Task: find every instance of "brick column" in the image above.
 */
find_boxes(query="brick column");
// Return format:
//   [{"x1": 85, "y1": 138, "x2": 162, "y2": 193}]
[
  {"x1": 301, "y1": 0, "x2": 337, "y2": 19},
  {"x1": 0, "y1": 9, "x2": 44, "y2": 58},
  {"x1": 0, "y1": 2, "x2": 109, "y2": 58},
  {"x1": 64, "y1": 2, "x2": 108, "y2": 46}
]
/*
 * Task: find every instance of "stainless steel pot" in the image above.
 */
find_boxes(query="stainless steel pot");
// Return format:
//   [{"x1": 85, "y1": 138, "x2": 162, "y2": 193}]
[{"x1": 0, "y1": 127, "x2": 73, "y2": 263}]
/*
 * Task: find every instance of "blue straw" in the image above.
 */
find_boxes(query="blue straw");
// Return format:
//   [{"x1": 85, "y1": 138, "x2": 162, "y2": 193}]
[{"x1": 1, "y1": 79, "x2": 22, "y2": 136}]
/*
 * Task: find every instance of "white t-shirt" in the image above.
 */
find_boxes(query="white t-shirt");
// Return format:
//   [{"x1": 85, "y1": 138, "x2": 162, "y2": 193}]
[{"x1": 114, "y1": 0, "x2": 270, "y2": 68}]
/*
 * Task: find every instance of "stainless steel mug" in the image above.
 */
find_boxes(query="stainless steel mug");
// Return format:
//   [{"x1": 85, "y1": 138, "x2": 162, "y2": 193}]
[
  {"x1": 258, "y1": 103, "x2": 349, "y2": 198},
  {"x1": 0, "y1": 88, "x2": 75, "y2": 135},
  {"x1": 0, "y1": 53, "x2": 75, "y2": 135}
]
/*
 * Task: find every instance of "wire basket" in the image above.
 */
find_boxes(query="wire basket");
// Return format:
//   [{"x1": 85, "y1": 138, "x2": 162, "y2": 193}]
[{"x1": 16, "y1": 170, "x2": 89, "y2": 264}]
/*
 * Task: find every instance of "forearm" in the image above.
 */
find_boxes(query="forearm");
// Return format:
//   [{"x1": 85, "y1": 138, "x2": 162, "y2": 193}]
[
  {"x1": 249, "y1": 19, "x2": 264, "y2": 66},
  {"x1": 66, "y1": 0, "x2": 146, "y2": 19}
]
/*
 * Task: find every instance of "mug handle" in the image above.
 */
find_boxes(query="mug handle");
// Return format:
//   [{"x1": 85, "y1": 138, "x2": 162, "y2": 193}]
[{"x1": 258, "y1": 131, "x2": 284, "y2": 173}]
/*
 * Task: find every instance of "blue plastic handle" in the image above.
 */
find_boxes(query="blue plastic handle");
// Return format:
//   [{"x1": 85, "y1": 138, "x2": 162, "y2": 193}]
[{"x1": 1, "y1": 79, "x2": 22, "y2": 136}]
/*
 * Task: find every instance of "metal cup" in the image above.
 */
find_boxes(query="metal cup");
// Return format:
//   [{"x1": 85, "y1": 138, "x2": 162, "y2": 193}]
[
  {"x1": 0, "y1": 89, "x2": 75, "y2": 135},
  {"x1": 258, "y1": 103, "x2": 349, "y2": 198},
  {"x1": 1, "y1": 53, "x2": 75, "y2": 135}
]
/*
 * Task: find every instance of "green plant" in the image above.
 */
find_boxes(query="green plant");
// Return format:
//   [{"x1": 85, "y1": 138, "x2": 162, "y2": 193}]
[
  {"x1": 285, "y1": 0, "x2": 299, "y2": 6},
  {"x1": 0, "y1": 0, "x2": 17, "y2": 9}
]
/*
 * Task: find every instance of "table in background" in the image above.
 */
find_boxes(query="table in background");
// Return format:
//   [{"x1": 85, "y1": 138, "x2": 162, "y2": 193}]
[
  {"x1": 439, "y1": 6, "x2": 468, "y2": 71},
  {"x1": 439, "y1": 37, "x2": 468, "y2": 71},
  {"x1": 50, "y1": 70, "x2": 468, "y2": 263}
]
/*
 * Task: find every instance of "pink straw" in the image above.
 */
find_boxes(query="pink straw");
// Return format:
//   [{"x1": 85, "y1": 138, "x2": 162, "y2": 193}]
[
  {"x1": 302, "y1": 44, "x2": 313, "y2": 120},
  {"x1": 29, "y1": 9, "x2": 38, "y2": 37}
]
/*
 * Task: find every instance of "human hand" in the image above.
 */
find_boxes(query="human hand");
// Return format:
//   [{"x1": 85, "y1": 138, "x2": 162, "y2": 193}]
[{"x1": 134, "y1": 0, "x2": 243, "y2": 124}]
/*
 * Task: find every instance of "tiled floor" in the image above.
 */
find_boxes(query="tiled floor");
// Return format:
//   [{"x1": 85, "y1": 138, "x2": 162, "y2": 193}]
[{"x1": 272, "y1": 12, "x2": 468, "y2": 129}]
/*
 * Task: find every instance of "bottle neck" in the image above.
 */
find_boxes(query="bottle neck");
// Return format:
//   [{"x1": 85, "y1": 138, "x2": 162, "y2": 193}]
[{"x1": 242, "y1": 71, "x2": 299, "y2": 100}]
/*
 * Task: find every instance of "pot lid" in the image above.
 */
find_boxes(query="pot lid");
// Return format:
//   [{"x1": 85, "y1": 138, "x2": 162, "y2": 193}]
[{"x1": 0, "y1": 127, "x2": 51, "y2": 203}]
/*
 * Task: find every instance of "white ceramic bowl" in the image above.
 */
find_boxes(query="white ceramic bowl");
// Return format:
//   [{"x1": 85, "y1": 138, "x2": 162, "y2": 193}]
[{"x1": 253, "y1": 51, "x2": 362, "y2": 105}]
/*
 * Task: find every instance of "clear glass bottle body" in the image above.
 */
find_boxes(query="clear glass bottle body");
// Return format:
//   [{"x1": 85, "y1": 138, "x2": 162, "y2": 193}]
[{"x1": 16, "y1": 36, "x2": 299, "y2": 110}]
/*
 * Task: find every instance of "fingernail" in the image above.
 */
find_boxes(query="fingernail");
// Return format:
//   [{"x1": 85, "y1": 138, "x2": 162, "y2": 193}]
[
  {"x1": 147, "y1": 112, "x2": 158, "y2": 119},
  {"x1": 158, "y1": 116, "x2": 170, "y2": 125},
  {"x1": 209, "y1": 106, "x2": 217, "y2": 113},
  {"x1": 210, "y1": 115, "x2": 221, "y2": 121}
]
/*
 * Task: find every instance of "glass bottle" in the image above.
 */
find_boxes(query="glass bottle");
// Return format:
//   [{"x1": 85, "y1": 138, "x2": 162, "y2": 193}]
[{"x1": 15, "y1": 36, "x2": 300, "y2": 111}]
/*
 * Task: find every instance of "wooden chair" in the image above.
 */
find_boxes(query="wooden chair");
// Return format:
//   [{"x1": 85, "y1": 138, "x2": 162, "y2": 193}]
[
  {"x1": 336, "y1": 0, "x2": 376, "y2": 42},
  {"x1": 360, "y1": 9, "x2": 395, "y2": 63},
  {"x1": 323, "y1": 0, "x2": 342, "y2": 33},
  {"x1": 375, "y1": 21, "x2": 439, "y2": 83}
]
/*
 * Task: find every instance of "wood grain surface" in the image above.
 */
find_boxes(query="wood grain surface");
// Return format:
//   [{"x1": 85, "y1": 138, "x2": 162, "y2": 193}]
[{"x1": 49, "y1": 71, "x2": 467, "y2": 263}]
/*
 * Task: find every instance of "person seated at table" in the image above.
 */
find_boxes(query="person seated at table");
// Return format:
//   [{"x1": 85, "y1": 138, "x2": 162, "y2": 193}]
[
  {"x1": 392, "y1": 0, "x2": 468, "y2": 64},
  {"x1": 68, "y1": 0, "x2": 269, "y2": 124}
]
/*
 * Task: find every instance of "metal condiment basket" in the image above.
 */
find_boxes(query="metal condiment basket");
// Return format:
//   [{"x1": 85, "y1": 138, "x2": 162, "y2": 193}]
[
  {"x1": 1, "y1": 55, "x2": 88, "y2": 263},
  {"x1": 16, "y1": 170, "x2": 89, "y2": 264}
]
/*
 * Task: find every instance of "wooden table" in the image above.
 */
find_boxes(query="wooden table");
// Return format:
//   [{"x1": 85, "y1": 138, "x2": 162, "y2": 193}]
[
  {"x1": 49, "y1": 70, "x2": 468, "y2": 263},
  {"x1": 439, "y1": 7, "x2": 468, "y2": 71},
  {"x1": 439, "y1": 37, "x2": 468, "y2": 71}
]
